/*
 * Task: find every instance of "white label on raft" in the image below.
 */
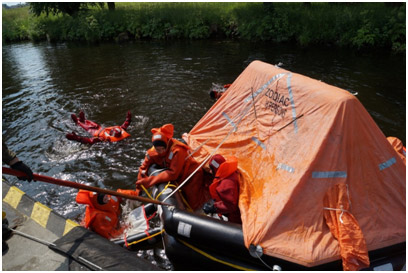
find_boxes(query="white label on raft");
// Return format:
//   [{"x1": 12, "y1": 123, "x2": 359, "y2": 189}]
[{"x1": 177, "y1": 221, "x2": 192, "y2": 238}]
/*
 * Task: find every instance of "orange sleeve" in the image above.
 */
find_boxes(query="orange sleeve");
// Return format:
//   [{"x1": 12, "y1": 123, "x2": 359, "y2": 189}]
[
  {"x1": 146, "y1": 148, "x2": 187, "y2": 187},
  {"x1": 138, "y1": 151, "x2": 154, "y2": 180}
]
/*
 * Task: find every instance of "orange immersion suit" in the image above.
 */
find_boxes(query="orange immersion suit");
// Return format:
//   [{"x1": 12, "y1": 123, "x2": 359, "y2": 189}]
[
  {"x1": 137, "y1": 124, "x2": 209, "y2": 210},
  {"x1": 76, "y1": 190, "x2": 124, "y2": 239},
  {"x1": 67, "y1": 110, "x2": 131, "y2": 144},
  {"x1": 209, "y1": 156, "x2": 241, "y2": 224},
  {"x1": 93, "y1": 126, "x2": 130, "y2": 142}
]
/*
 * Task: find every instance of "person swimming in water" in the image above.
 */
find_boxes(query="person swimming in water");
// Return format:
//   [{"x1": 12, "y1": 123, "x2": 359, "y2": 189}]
[{"x1": 66, "y1": 110, "x2": 131, "y2": 144}]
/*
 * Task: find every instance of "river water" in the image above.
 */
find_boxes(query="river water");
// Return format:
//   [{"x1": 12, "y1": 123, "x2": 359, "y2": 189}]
[{"x1": 2, "y1": 40, "x2": 406, "y2": 267}]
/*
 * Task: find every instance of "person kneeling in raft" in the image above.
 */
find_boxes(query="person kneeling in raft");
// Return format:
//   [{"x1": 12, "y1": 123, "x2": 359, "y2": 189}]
[{"x1": 66, "y1": 110, "x2": 131, "y2": 144}]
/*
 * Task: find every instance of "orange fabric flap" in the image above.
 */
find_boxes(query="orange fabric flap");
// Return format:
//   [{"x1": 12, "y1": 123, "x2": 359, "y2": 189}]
[{"x1": 323, "y1": 184, "x2": 370, "y2": 270}]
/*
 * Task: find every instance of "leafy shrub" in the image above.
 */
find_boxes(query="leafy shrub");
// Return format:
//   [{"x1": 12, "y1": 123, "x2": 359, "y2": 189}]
[{"x1": 2, "y1": 3, "x2": 405, "y2": 53}]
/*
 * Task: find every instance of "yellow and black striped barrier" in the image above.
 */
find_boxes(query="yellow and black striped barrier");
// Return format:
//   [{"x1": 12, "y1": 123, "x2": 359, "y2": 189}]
[{"x1": 2, "y1": 179, "x2": 79, "y2": 237}]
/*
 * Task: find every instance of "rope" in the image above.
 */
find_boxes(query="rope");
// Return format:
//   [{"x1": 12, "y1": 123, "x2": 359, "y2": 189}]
[
  {"x1": 154, "y1": 182, "x2": 193, "y2": 211},
  {"x1": 126, "y1": 229, "x2": 165, "y2": 246},
  {"x1": 323, "y1": 206, "x2": 350, "y2": 224},
  {"x1": 185, "y1": 138, "x2": 211, "y2": 160},
  {"x1": 10, "y1": 227, "x2": 57, "y2": 247},
  {"x1": 178, "y1": 239, "x2": 254, "y2": 271},
  {"x1": 155, "y1": 182, "x2": 175, "y2": 200},
  {"x1": 141, "y1": 185, "x2": 154, "y2": 200},
  {"x1": 254, "y1": 251, "x2": 275, "y2": 271},
  {"x1": 323, "y1": 184, "x2": 351, "y2": 224},
  {"x1": 9, "y1": 228, "x2": 104, "y2": 270}
]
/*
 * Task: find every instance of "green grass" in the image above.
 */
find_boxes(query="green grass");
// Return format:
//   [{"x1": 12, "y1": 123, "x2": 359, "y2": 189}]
[{"x1": 2, "y1": 2, "x2": 405, "y2": 53}]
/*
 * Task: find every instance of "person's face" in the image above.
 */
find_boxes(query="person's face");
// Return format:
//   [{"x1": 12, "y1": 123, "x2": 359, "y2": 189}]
[
  {"x1": 103, "y1": 195, "x2": 109, "y2": 204},
  {"x1": 155, "y1": 146, "x2": 166, "y2": 155}
]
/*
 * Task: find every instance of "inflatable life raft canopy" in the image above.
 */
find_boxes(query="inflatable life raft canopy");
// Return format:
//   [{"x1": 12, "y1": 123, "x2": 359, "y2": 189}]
[{"x1": 183, "y1": 60, "x2": 405, "y2": 269}]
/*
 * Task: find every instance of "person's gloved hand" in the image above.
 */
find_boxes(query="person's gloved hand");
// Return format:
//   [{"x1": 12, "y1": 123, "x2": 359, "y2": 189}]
[
  {"x1": 126, "y1": 111, "x2": 132, "y2": 123},
  {"x1": 135, "y1": 177, "x2": 152, "y2": 189},
  {"x1": 203, "y1": 201, "x2": 217, "y2": 214},
  {"x1": 10, "y1": 161, "x2": 34, "y2": 182}
]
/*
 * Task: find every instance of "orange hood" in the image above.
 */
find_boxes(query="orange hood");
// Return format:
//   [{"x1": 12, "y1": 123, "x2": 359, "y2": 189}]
[{"x1": 151, "y1": 123, "x2": 174, "y2": 145}]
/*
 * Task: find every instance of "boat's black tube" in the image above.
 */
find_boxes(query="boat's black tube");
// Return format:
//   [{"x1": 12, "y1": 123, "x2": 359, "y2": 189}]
[
  {"x1": 146, "y1": 164, "x2": 250, "y2": 257},
  {"x1": 154, "y1": 183, "x2": 251, "y2": 258},
  {"x1": 146, "y1": 165, "x2": 406, "y2": 271}
]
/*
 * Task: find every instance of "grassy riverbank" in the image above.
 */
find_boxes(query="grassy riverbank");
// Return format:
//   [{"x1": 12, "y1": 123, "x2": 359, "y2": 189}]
[{"x1": 2, "y1": 2, "x2": 405, "y2": 53}]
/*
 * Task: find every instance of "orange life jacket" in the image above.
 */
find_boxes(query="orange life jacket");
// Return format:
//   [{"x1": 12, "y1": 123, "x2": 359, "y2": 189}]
[
  {"x1": 139, "y1": 138, "x2": 209, "y2": 210},
  {"x1": 145, "y1": 139, "x2": 192, "y2": 171},
  {"x1": 209, "y1": 156, "x2": 238, "y2": 201},
  {"x1": 93, "y1": 126, "x2": 130, "y2": 142},
  {"x1": 76, "y1": 190, "x2": 123, "y2": 239}
]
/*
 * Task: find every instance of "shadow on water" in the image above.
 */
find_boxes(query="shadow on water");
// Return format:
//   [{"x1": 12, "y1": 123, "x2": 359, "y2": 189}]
[{"x1": 2, "y1": 40, "x2": 405, "y2": 268}]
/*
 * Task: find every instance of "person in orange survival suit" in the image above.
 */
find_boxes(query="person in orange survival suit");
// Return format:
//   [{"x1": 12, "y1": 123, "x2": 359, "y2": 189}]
[
  {"x1": 76, "y1": 190, "x2": 125, "y2": 239},
  {"x1": 135, "y1": 124, "x2": 209, "y2": 211},
  {"x1": 202, "y1": 154, "x2": 241, "y2": 224},
  {"x1": 66, "y1": 110, "x2": 131, "y2": 144}
]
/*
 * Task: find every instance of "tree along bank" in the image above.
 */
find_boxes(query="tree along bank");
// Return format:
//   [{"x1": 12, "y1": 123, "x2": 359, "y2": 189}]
[{"x1": 2, "y1": 2, "x2": 405, "y2": 53}]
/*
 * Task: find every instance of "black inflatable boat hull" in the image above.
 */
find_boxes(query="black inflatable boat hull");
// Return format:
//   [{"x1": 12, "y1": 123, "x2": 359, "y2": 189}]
[{"x1": 147, "y1": 166, "x2": 405, "y2": 270}]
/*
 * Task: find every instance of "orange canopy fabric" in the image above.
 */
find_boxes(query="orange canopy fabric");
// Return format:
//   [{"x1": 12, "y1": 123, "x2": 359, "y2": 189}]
[
  {"x1": 182, "y1": 61, "x2": 405, "y2": 267},
  {"x1": 387, "y1": 136, "x2": 406, "y2": 164},
  {"x1": 323, "y1": 183, "x2": 370, "y2": 270}
]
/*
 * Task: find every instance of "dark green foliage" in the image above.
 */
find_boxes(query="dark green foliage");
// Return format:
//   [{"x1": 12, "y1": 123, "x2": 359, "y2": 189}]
[
  {"x1": 3, "y1": 3, "x2": 406, "y2": 53},
  {"x1": 29, "y1": 3, "x2": 105, "y2": 17}
]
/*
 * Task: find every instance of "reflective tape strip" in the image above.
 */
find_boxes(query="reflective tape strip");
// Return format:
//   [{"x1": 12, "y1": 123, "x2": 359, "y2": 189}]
[
  {"x1": 168, "y1": 151, "x2": 174, "y2": 160},
  {"x1": 2, "y1": 180, "x2": 79, "y2": 237},
  {"x1": 222, "y1": 112, "x2": 237, "y2": 132},
  {"x1": 251, "y1": 137, "x2": 266, "y2": 150},
  {"x1": 379, "y1": 157, "x2": 396, "y2": 171},
  {"x1": 286, "y1": 73, "x2": 298, "y2": 133},
  {"x1": 312, "y1": 171, "x2": 347, "y2": 178},
  {"x1": 210, "y1": 159, "x2": 220, "y2": 169},
  {"x1": 31, "y1": 202, "x2": 52, "y2": 228},
  {"x1": 277, "y1": 163, "x2": 295, "y2": 173},
  {"x1": 244, "y1": 73, "x2": 286, "y2": 103},
  {"x1": 3, "y1": 186, "x2": 25, "y2": 208},
  {"x1": 64, "y1": 219, "x2": 79, "y2": 236},
  {"x1": 153, "y1": 134, "x2": 162, "y2": 140}
]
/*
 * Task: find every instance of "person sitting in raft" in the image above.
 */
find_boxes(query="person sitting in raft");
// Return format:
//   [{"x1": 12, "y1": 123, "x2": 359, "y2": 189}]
[
  {"x1": 135, "y1": 123, "x2": 209, "y2": 211},
  {"x1": 76, "y1": 190, "x2": 125, "y2": 239},
  {"x1": 66, "y1": 110, "x2": 131, "y2": 144},
  {"x1": 202, "y1": 154, "x2": 241, "y2": 224}
]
